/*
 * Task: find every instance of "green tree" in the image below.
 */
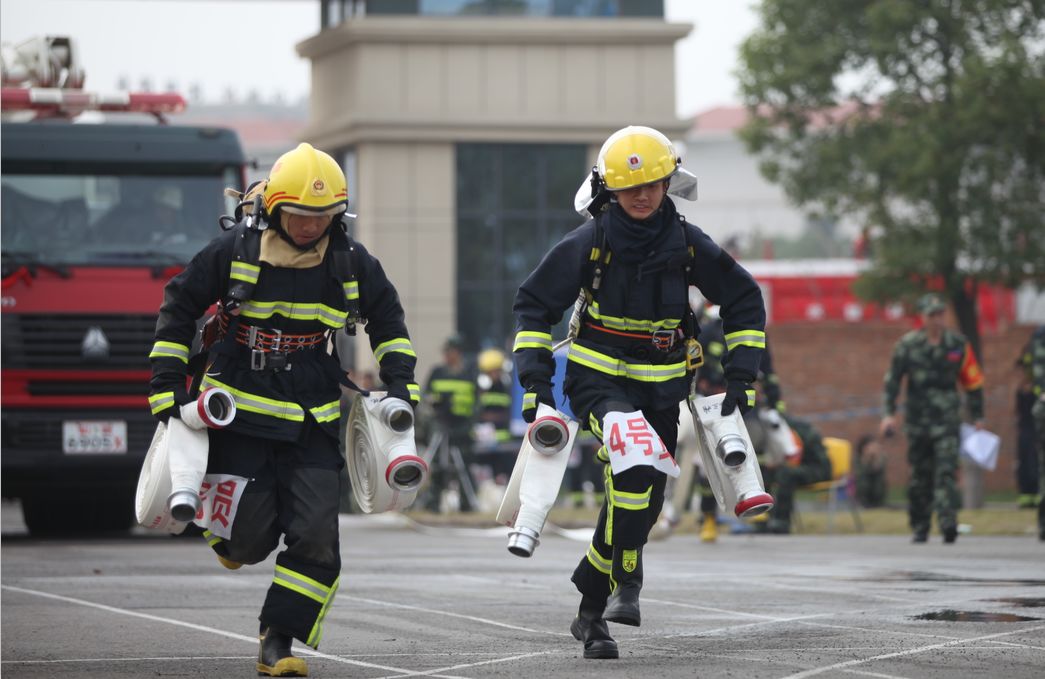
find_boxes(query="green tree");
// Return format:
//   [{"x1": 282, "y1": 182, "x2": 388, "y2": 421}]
[{"x1": 737, "y1": 0, "x2": 1045, "y2": 358}]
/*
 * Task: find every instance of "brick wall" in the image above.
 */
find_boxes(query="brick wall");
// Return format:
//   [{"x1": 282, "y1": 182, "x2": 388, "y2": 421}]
[{"x1": 768, "y1": 320, "x2": 1035, "y2": 493}]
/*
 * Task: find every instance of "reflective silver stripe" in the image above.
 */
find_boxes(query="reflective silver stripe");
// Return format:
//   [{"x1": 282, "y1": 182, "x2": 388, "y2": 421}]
[
  {"x1": 309, "y1": 400, "x2": 341, "y2": 423},
  {"x1": 586, "y1": 301, "x2": 680, "y2": 332},
  {"x1": 201, "y1": 375, "x2": 305, "y2": 421},
  {"x1": 567, "y1": 344, "x2": 687, "y2": 382},
  {"x1": 724, "y1": 329, "x2": 766, "y2": 350},
  {"x1": 513, "y1": 330, "x2": 552, "y2": 352},
  {"x1": 374, "y1": 338, "x2": 416, "y2": 362},
  {"x1": 273, "y1": 565, "x2": 331, "y2": 605},
  {"x1": 240, "y1": 300, "x2": 349, "y2": 329},
  {"x1": 586, "y1": 543, "x2": 611, "y2": 574},
  {"x1": 149, "y1": 341, "x2": 190, "y2": 363},
  {"x1": 148, "y1": 391, "x2": 174, "y2": 414},
  {"x1": 610, "y1": 486, "x2": 652, "y2": 510},
  {"x1": 230, "y1": 261, "x2": 260, "y2": 283},
  {"x1": 407, "y1": 383, "x2": 421, "y2": 402}
]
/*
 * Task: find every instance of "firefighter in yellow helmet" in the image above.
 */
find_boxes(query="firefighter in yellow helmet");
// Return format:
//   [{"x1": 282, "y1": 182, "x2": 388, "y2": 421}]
[
  {"x1": 148, "y1": 143, "x2": 420, "y2": 676},
  {"x1": 513, "y1": 126, "x2": 766, "y2": 659},
  {"x1": 475, "y1": 347, "x2": 516, "y2": 479}
]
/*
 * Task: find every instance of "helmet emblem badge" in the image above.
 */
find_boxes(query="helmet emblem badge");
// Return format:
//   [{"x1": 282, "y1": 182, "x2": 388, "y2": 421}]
[
  {"x1": 82, "y1": 326, "x2": 110, "y2": 360},
  {"x1": 627, "y1": 154, "x2": 643, "y2": 170},
  {"x1": 311, "y1": 178, "x2": 326, "y2": 195}
]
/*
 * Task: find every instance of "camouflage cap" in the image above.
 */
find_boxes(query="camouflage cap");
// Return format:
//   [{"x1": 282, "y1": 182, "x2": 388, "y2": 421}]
[{"x1": 917, "y1": 294, "x2": 946, "y2": 314}]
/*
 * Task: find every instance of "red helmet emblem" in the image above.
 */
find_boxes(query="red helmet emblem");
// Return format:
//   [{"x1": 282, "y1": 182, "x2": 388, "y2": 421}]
[
  {"x1": 627, "y1": 154, "x2": 643, "y2": 170},
  {"x1": 312, "y1": 179, "x2": 325, "y2": 193}
]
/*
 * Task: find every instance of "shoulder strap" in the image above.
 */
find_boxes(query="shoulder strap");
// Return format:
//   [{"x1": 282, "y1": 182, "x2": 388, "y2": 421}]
[
  {"x1": 329, "y1": 228, "x2": 364, "y2": 335},
  {"x1": 224, "y1": 221, "x2": 263, "y2": 313}
]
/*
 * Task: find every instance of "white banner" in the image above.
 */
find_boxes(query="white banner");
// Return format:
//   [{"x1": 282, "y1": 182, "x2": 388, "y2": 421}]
[
  {"x1": 193, "y1": 473, "x2": 249, "y2": 539},
  {"x1": 602, "y1": 411, "x2": 680, "y2": 478}
]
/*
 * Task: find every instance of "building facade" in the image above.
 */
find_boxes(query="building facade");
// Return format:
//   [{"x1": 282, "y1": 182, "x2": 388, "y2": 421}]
[{"x1": 297, "y1": 1, "x2": 690, "y2": 373}]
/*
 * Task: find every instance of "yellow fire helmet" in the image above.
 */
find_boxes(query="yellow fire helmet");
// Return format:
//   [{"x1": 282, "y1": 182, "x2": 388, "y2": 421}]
[
  {"x1": 263, "y1": 143, "x2": 348, "y2": 217},
  {"x1": 478, "y1": 348, "x2": 506, "y2": 373},
  {"x1": 596, "y1": 125, "x2": 680, "y2": 191}
]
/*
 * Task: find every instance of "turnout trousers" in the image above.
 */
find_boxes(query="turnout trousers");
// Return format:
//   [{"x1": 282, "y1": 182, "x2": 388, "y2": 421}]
[
  {"x1": 567, "y1": 374, "x2": 680, "y2": 601},
  {"x1": 204, "y1": 424, "x2": 343, "y2": 648}
]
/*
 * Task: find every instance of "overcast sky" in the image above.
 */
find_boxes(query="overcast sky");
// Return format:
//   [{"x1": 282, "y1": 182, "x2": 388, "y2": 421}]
[{"x1": 1, "y1": 0, "x2": 759, "y2": 119}]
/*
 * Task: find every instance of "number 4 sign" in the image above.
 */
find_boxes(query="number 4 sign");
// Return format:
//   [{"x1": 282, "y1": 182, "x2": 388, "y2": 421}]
[{"x1": 602, "y1": 411, "x2": 680, "y2": 478}]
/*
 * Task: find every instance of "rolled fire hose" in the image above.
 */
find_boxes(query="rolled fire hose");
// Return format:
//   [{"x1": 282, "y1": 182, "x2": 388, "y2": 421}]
[
  {"x1": 345, "y1": 392, "x2": 427, "y2": 514},
  {"x1": 134, "y1": 388, "x2": 236, "y2": 531}
]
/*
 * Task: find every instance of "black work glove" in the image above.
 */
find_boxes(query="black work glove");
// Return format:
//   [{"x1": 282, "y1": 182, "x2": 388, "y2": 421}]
[
  {"x1": 152, "y1": 384, "x2": 192, "y2": 423},
  {"x1": 521, "y1": 381, "x2": 555, "y2": 423},
  {"x1": 762, "y1": 378, "x2": 783, "y2": 412},
  {"x1": 383, "y1": 383, "x2": 417, "y2": 410},
  {"x1": 720, "y1": 378, "x2": 755, "y2": 416}
]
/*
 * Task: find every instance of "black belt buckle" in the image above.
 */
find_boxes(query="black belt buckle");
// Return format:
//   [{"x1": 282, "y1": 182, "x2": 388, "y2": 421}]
[
  {"x1": 251, "y1": 349, "x2": 290, "y2": 371},
  {"x1": 651, "y1": 329, "x2": 676, "y2": 352}
]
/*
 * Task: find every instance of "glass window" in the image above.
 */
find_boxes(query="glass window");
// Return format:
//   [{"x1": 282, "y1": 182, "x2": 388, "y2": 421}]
[
  {"x1": 455, "y1": 142, "x2": 585, "y2": 350},
  {"x1": 366, "y1": 0, "x2": 661, "y2": 17},
  {"x1": 1, "y1": 169, "x2": 239, "y2": 267}
]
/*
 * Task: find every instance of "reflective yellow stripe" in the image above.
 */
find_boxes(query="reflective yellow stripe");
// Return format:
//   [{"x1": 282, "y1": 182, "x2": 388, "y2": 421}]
[
  {"x1": 343, "y1": 280, "x2": 359, "y2": 301},
  {"x1": 148, "y1": 391, "x2": 174, "y2": 414},
  {"x1": 567, "y1": 343, "x2": 687, "y2": 382},
  {"x1": 149, "y1": 341, "x2": 190, "y2": 363},
  {"x1": 724, "y1": 329, "x2": 766, "y2": 350},
  {"x1": 586, "y1": 543, "x2": 611, "y2": 574},
  {"x1": 201, "y1": 375, "x2": 305, "y2": 421},
  {"x1": 229, "y1": 261, "x2": 260, "y2": 283},
  {"x1": 588, "y1": 413, "x2": 603, "y2": 438},
  {"x1": 202, "y1": 530, "x2": 222, "y2": 547},
  {"x1": 610, "y1": 485, "x2": 652, "y2": 511},
  {"x1": 306, "y1": 576, "x2": 340, "y2": 648},
  {"x1": 513, "y1": 330, "x2": 553, "y2": 352},
  {"x1": 586, "y1": 301, "x2": 680, "y2": 332},
  {"x1": 407, "y1": 383, "x2": 421, "y2": 403},
  {"x1": 273, "y1": 565, "x2": 331, "y2": 605},
  {"x1": 604, "y1": 465, "x2": 614, "y2": 546},
  {"x1": 374, "y1": 338, "x2": 416, "y2": 362},
  {"x1": 595, "y1": 445, "x2": 609, "y2": 463},
  {"x1": 522, "y1": 392, "x2": 537, "y2": 410},
  {"x1": 309, "y1": 400, "x2": 341, "y2": 423},
  {"x1": 745, "y1": 389, "x2": 756, "y2": 407},
  {"x1": 480, "y1": 392, "x2": 512, "y2": 407},
  {"x1": 240, "y1": 300, "x2": 349, "y2": 329}
]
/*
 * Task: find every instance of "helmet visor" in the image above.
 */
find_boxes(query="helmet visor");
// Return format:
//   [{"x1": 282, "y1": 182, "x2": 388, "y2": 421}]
[{"x1": 279, "y1": 203, "x2": 347, "y2": 217}]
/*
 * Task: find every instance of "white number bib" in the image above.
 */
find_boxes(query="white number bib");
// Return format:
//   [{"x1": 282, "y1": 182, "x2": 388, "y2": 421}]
[
  {"x1": 193, "y1": 473, "x2": 249, "y2": 539},
  {"x1": 602, "y1": 411, "x2": 680, "y2": 478}
]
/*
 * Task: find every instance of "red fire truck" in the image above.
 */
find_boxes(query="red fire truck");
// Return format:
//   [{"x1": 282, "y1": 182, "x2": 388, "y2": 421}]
[{"x1": 1, "y1": 37, "x2": 247, "y2": 535}]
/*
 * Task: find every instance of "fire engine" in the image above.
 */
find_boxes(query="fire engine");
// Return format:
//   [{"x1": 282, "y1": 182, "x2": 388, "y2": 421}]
[{"x1": 1, "y1": 36, "x2": 247, "y2": 535}]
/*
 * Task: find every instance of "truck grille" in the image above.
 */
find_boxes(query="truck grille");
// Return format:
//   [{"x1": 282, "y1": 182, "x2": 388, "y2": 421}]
[{"x1": 1, "y1": 313, "x2": 157, "y2": 369}]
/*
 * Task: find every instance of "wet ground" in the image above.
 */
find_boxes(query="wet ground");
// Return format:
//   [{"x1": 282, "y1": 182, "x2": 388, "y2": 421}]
[{"x1": 2, "y1": 503, "x2": 1044, "y2": 678}]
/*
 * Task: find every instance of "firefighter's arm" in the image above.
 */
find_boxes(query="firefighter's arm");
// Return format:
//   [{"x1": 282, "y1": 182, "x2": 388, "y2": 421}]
[
  {"x1": 355, "y1": 243, "x2": 420, "y2": 406},
  {"x1": 149, "y1": 238, "x2": 227, "y2": 419},
  {"x1": 512, "y1": 224, "x2": 589, "y2": 418},
  {"x1": 686, "y1": 226, "x2": 766, "y2": 392}
]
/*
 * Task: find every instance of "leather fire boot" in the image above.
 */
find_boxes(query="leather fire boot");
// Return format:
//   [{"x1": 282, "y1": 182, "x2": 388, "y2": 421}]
[
  {"x1": 569, "y1": 595, "x2": 619, "y2": 659},
  {"x1": 602, "y1": 546, "x2": 642, "y2": 627},
  {"x1": 257, "y1": 626, "x2": 308, "y2": 677}
]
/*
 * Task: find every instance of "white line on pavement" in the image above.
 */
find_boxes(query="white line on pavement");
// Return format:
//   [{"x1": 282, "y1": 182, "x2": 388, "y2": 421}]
[{"x1": 349, "y1": 595, "x2": 572, "y2": 637}]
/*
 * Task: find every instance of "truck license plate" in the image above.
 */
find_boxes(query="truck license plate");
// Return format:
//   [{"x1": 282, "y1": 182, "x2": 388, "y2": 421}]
[{"x1": 62, "y1": 421, "x2": 128, "y2": 454}]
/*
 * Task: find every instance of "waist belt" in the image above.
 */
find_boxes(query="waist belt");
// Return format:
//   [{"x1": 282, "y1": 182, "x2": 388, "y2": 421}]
[
  {"x1": 581, "y1": 322, "x2": 681, "y2": 354},
  {"x1": 218, "y1": 316, "x2": 328, "y2": 371}
]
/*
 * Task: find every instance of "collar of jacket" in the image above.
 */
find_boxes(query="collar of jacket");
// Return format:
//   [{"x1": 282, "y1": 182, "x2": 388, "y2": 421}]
[{"x1": 260, "y1": 228, "x2": 330, "y2": 268}]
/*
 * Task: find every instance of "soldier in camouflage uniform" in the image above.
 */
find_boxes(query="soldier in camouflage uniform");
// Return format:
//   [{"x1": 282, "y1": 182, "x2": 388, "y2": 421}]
[
  {"x1": 880, "y1": 294, "x2": 984, "y2": 544},
  {"x1": 1027, "y1": 325, "x2": 1045, "y2": 541}
]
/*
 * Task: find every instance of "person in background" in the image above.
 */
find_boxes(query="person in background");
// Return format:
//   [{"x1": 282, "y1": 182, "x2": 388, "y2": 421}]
[
  {"x1": 423, "y1": 335, "x2": 478, "y2": 512},
  {"x1": 880, "y1": 293, "x2": 984, "y2": 544},
  {"x1": 1026, "y1": 324, "x2": 1045, "y2": 541},
  {"x1": 474, "y1": 347, "x2": 516, "y2": 481},
  {"x1": 854, "y1": 433, "x2": 887, "y2": 508},
  {"x1": 1015, "y1": 338, "x2": 1040, "y2": 509}
]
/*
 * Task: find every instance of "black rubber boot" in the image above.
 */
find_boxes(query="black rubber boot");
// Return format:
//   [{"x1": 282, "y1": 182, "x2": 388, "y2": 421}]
[
  {"x1": 603, "y1": 546, "x2": 642, "y2": 627},
  {"x1": 942, "y1": 526, "x2": 958, "y2": 544},
  {"x1": 257, "y1": 626, "x2": 308, "y2": 677},
  {"x1": 569, "y1": 596, "x2": 619, "y2": 659}
]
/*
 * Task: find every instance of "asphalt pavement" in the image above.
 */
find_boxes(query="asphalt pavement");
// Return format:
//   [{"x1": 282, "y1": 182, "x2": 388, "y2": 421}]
[{"x1": 2, "y1": 501, "x2": 1043, "y2": 678}]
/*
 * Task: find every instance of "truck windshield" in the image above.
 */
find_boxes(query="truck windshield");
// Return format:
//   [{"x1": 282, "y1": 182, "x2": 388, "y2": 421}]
[{"x1": 1, "y1": 170, "x2": 240, "y2": 266}]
